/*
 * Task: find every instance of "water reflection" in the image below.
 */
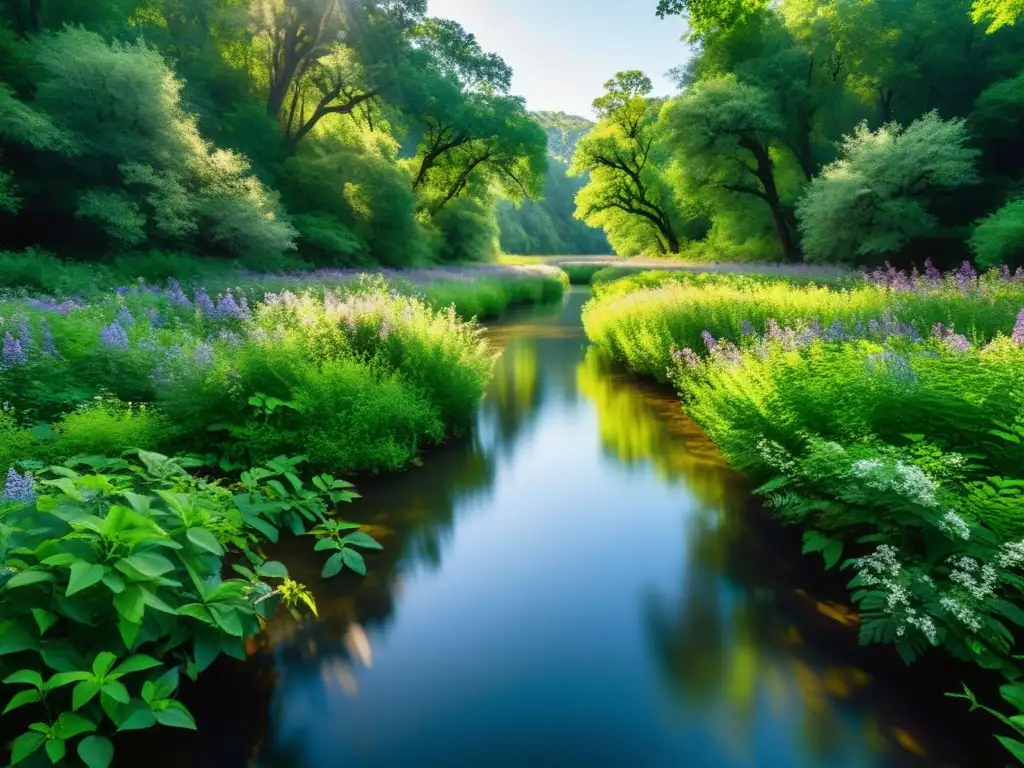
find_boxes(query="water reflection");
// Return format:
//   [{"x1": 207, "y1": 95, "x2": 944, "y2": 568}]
[{"x1": 145, "y1": 289, "x2": 995, "y2": 768}]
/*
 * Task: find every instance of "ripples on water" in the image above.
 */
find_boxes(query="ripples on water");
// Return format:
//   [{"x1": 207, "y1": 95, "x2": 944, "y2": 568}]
[{"x1": 135, "y1": 288, "x2": 995, "y2": 768}]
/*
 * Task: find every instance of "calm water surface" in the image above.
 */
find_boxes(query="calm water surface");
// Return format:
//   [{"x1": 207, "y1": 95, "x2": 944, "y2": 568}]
[{"x1": 161, "y1": 289, "x2": 990, "y2": 768}]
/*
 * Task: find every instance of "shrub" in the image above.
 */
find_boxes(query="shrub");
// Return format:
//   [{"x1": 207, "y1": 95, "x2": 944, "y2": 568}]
[{"x1": 972, "y1": 197, "x2": 1024, "y2": 270}]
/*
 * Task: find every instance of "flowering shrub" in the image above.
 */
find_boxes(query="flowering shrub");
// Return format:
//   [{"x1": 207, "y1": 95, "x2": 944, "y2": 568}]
[{"x1": 0, "y1": 275, "x2": 496, "y2": 472}]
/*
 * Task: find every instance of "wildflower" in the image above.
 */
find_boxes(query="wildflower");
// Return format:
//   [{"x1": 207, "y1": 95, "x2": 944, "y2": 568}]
[
  {"x1": 866, "y1": 351, "x2": 919, "y2": 389},
  {"x1": 924, "y1": 259, "x2": 942, "y2": 284},
  {"x1": 379, "y1": 321, "x2": 391, "y2": 340},
  {"x1": 939, "y1": 596, "x2": 982, "y2": 632},
  {"x1": 701, "y1": 330, "x2": 718, "y2": 353},
  {"x1": 756, "y1": 438, "x2": 796, "y2": 473},
  {"x1": 194, "y1": 288, "x2": 216, "y2": 316},
  {"x1": 193, "y1": 342, "x2": 215, "y2": 368},
  {"x1": 41, "y1": 321, "x2": 57, "y2": 356},
  {"x1": 100, "y1": 321, "x2": 129, "y2": 349},
  {"x1": 213, "y1": 292, "x2": 244, "y2": 321},
  {"x1": 937, "y1": 510, "x2": 971, "y2": 541},
  {"x1": 671, "y1": 346, "x2": 701, "y2": 369},
  {"x1": 145, "y1": 308, "x2": 165, "y2": 328},
  {"x1": 1013, "y1": 309, "x2": 1024, "y2": 345},
  {"x1": 1, "y1": 332, "x2": 26, "y2": 367},
  {"x1": 954, "y1": 261, "x2": 978, "y2": 293},
  {"x1": 166, "y1": 278, "x2": 191, "y2": 307},
  {"x1": 116, "y1": 306, "x2": 136, "y2": 328},
  {"x1": 906, "y1": 614, "x2": 939, "y2": 645},
  {"x1": 2, "y1": 468, "x2": 35, "y2": 502},
  {"x1": 218, "y1": 328, "x2": 242, "y2": 346},
  {"x1": 824, "y1": 318, "x2": 846, "y2": 342},
  {"x1": 740, "y1": 320, "x2": 755, "y2": 337},
  {"x1": 997, "y1": 541, "x2": 1024, "y2": 569},
  {"x1": 16, "y1": 318, "x2": 31, "y2": 352},
  {"x1": 766, "y1": 319, "x2": 783, "y2": 342}
]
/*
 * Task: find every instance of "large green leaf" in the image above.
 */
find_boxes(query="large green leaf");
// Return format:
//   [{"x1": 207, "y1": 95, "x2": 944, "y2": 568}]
[
  {"x1": 46, "y1": 738, "x2": 67, "y2": 764},
  {"x1": 186, "y1": 528, "x2": 224, "y2": 556},
  {"x1": 3, "y1": 688, "x2": 41, "y2": 714},
  {"x1": 341, "y1": 532, "x2": 383, "y2": 550},
  {"x1": 78, "y1": 735, "x2": 115, "y2": 768},
  {"x1": 0, "y1": 620, "x2": 36, "y2": 655},
  {"x1": 112, "y1": 654, "x2": 162, "y2": 677},
  {"x1": 6, "y1": 569, "x2": 56, "y2": 589},
  {"x1": 4, "y1": 669, "x2": 44, "y2": 688},
  {"x1": 342, "y1": 549, "x2": 366, "y2": 576},
  {"x1": 997, "y1": 736, "x2": 1024, "y2": 764},
  {"x1": 66, "y1": 562, "x2": 107, "y2": 597},
  {"x1": 154, "y1": 703, "x2": 197, "y2": 730},
  {"x1": 322, "y1": 551, "x2": 344, "y2": 579},
  {"x1": 116, "y1": 553, "x2": 175, "y2": 580},
  {"x1": 11, "y1": 731, "x2": 46, "y2": 764},
  {"x1": 73, "y1": 681, "x2": 102, "y2": 711},
  {"x1": 54, "y1": 711, "x2": 96, "y2": 739},
  {"x1": 113, "y1": 585, "x2": 146, "y2": 625}
]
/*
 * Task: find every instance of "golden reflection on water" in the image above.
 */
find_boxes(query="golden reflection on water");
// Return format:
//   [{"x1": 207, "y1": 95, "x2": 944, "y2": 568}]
[{"x1": 573, "y1": 346, "x2": 952, "y2": 767}]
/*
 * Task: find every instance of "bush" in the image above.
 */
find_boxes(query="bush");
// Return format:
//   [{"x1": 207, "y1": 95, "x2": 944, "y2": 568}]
[{"x1": 972, "y1": 197, "x2": 1024, "y2": 270}]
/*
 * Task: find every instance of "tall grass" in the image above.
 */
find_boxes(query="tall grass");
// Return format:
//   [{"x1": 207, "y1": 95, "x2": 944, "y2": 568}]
[
  {"x1": 583, "y1": 266, "x2": 1024, "y2": 380},
  {"x1": 0, "y1": 276, "x2": 497, "y2": 473}
]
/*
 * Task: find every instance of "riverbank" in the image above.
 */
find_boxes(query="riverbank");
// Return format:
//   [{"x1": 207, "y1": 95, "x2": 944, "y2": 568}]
[{"x1": 582, "y1": 265, "x2": 1024, "y2": 760}]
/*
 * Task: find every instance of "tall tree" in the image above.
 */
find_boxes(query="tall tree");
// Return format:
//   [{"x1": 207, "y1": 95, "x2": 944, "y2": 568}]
[
  {"x1": 571, "y1": 71, "x2": 688, "y2": 254},
  {"x1": 663, "y1": 76, "x2": 800, "y2": 260}
]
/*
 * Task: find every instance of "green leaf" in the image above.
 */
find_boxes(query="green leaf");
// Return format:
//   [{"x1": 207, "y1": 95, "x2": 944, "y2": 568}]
[
  {"x1": 114, "y1": 585, "x2": 146, "y2": 625},
  {"x1": 65, "y1": 561, "x2": 106, "y2": 597},
  {"x1": 116, "y1": 553, "x2": 175, "y2": 580},
  {"x1": 0, "y1": 620, "x2": 36, "y2": 655},
  {"x1": 322, "y1": 551, "x2": 344, "y2": 579},
  {"x1": 102, "y1": 571, "x2": 126, "y2": 595},
  {"x1": 209, "y1": 605, "x2": 244, "y2": 637},
  {"x1": 192, "y1": 630, "x2": 221, "y2": 673},
  {"x1": 117, "y1": 707, "x2": 157, "y2": 732},
  {"x1": 154, "y1": 704, "x2": 197, "y2": 730},
  {"x1": 341, "y1": 532, "x2": 383, "y2": 550},
  {"x1": 45, "y1": 737, "x2": 66, "y2": 764},
  {"x1": 92, "y1": 651, "x2": 118, "y2": 679},
  {"x1": 73, "y1": 681, "x2": 102, "y2": 710},
  {"x1": 11, "y1": 731, "x2": 46, "y2": 764},
  {"x1": 342, "y1": 548, "x2": 366, "y2": 576},
  {"x1": 117, "y1": 616, "x2": 141, "y2": 650},
  {"x1": 4, "y1": 688, "x2": 41, "y2": 714},
  {"x1": 177, "y1": 603, "x2": 214, "y2": 625},
  {"x1": 31, "y1": 609, "x2": 58, "y2": 636},
  {"x1": 6, "y1": 569, "x2": 56, "y2": 589},
  {"x1": 997, "y1": 736, "x2": 1024, "y2": 763},
  {"x1": 54, "y1": 711, "x2": 96, "y2": 739},
  {"x1": 241, "y1": 513, "x2": 279, "y2": 543},
  {"x1": 152, "y1": 668, "x2": 179, "y2": 700},
  {"x1": 1003, "y1": 683, "x2": 1024, "y2": 712},
  {"x1": 4, "y1": 669, "x2": 44, "y2": 689},
  {"x1": 121, "y1": 492, "x2": 153, "y2": 514},
  {"x1": 257, "y1": 561, "x2": 288, "y2": 580},
  {"x1": 101, "y1": 680, "x2": 130, "y2": 704},
  {"x1": 78, "y1": 735, "x2": 114, "y2": 768},
  {"x1": 186, "y1": 528, "x2": 224, "y2": 556},
  {"x1": 313, "y1": 538, "x2": 338, "y2": 552},
  {"x1": 112, "y1": 654, "x2": 162, "y2": 677},
  {"x1": 46, "y1": 673, "x2": 92, "y2": 691}
]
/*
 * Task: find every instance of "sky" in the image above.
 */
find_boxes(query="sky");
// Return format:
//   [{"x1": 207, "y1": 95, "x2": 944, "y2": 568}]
[{"x1": 426, "y1": 0, "x2": 691, "y2": 119}]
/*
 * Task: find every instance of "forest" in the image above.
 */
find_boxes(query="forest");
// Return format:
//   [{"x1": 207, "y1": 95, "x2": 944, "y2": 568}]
[{"x1": 572, "y1": 0, "x2": 1024, "y2": 266}]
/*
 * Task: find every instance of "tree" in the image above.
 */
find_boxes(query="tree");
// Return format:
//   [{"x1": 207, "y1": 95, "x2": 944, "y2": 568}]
[
  {"x1": 655, "y1": 0, "x2": 770, "y2": 42},
  {"x1": 972, "y1": 0, "x2": 1024, "y2": 32},
  {"x1": 663, "y1": 76, "x2": 800, "y2": 260},
  {"x1": 971, "y1": 197, "x2": 1024, "y2": 269},
  {"x1": 571, "y1": 71, "x2": 690, "y2": 255},
  {"x1": 795, "y1": 112, "x2": 980, "y2": 264}
]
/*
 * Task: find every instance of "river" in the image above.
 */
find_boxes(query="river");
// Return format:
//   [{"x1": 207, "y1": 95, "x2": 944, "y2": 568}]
[{"x1": 146, "y1": 287, "x2": 994, "y2": 767}]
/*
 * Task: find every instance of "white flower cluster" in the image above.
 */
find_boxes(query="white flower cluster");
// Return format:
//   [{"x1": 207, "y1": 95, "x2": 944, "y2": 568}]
[
  {"x1": 855, "y1": 545, "x2": 940, "y2": 645},
  {"x1": 948, "y1": 556, "x2": 998, "y2": 601},
  {"x1": 997, "y1": 541, "x2": 1024, "y2": 569},
  {"x1": 849, "y1": 458, "x2": 939, "y2": 508},
  {"x1": 756, "y1": 438, "x2": 796, "y2": 474},
  {"x1": 938, "y1": 510, "x2": 971, "y2": 540},
  {"x1": 939, "y1": 596, "x2": 982, "y2": 632}
]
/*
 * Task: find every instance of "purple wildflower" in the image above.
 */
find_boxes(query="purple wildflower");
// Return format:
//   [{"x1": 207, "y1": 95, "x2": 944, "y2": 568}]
[
  {"x1": 194, "y1": 288, "x2": 216, "y2": 316},
  {"x1": 947, "y1": 334, "x2": 971, "y2": 353},
  {"x1": 1013, "y1": 309, "x2": 1024, "y2": 345},
  {"x1": 1001, "y1": 265, "x2": 1012, "y2": 282},
  {"x1": 954, "y1": 261, "x2": 978, "y2": 293},
  {"x1": 868, "y1": 319, "x2": 881, "y2": 337},
  {"x1": 824, "y1": 318, "x2": 847, "y2": 342},
  {"x1": 213, "y1": 293, "x2": 244, "y2": 321},
  {"x1": 766, "y1": 319, "x2": 783, "y2": 342},
  {"x1": 701, "y1": 330, "x2": 719, "y2": 353},
  {"x1": 218, "y1": 328, "x2": 242, "y2": 346},
  {"x1": 672, "y1": 347, "x2": 701, "y2": 369},
  {"x1": 2, "y1": 332, "x2": 26, "y2": 366},
  {"x1": 116, "y1": 307, "x2": 135, "y2": 328},
  {"x1": 145, "y1": 308, "x2": 165, "y2": 328},
  {"x1": 166, "y1": 278, "x2": 191, "y2": 307},
  {"x1": 100, "y1": 321, "x2": 129, "y2": 349},
  {"x1": 41, "y1": 321, "x2": 57, "y2": 356},
  {"x1": 16, "y1": 318, "x2": 32, "y2": 353},
  {"x1": 924, "y1": 259, "x2": 942, "y2": 284},
  {"x1": 2, "y1": 468, "x2": 35, "y2": 502},
  {"x1": 740, "y1": 320, "x2": 755, "y2": 337}
]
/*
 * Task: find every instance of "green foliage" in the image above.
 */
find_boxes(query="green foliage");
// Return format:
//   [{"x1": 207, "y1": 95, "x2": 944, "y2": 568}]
[
  {"x1": 949, "y1": 683, "x2": 1024, "y2": 764},
  {"x1": 796, "y1": 113, "x2": 981, "y2": 265},
  {"x1": 972, "y1": 197, "x2": 1024, "y2": 270},
  {"x1": 972, "y1": 0, "x2": 1024, "y2": 32},
  {"x1": 0, "y1": 450, "x2": 376, "y2": 766}
]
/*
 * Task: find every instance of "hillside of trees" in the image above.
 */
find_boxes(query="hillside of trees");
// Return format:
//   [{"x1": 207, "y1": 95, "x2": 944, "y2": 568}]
[
  {"x1": 498, "y1": 111, "x2": 611, "y2": 256},
  {"x1": 570, "y1": 0, "x2": 1024, "y2": 266},
  {"x1": 0, "y1": 0, "x2": 553, "y2": 269}
]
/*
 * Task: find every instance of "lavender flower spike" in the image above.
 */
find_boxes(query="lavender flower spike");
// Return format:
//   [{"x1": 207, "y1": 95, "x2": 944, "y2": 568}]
[
  {"x1": 2, "y1": 332, "x2": 26, "y2": 366},
  {"x1": 100, "y1": 321, "x2": 129, "y2": 349},
  {"x1": 1013, "y1": 309, "x2": 1024, "y2": 345},
  {"x1": 2, "y1": 468, "x2": 35, "y2": 502}
]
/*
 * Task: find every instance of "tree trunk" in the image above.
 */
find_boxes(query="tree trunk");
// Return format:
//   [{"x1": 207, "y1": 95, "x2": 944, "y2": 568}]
[{"x1": 743, "y1": 137, "x2": 801, "y2": 262}]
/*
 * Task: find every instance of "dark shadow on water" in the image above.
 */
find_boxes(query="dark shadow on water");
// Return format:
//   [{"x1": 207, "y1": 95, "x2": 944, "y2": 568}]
[{"x1": 126, "y1": 288, "x2": 1003, "y2": 768}]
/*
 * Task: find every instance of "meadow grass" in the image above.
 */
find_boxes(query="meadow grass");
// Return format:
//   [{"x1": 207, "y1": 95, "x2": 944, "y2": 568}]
[{"x1": 583, "y1": 266, "x2": 1024, "y2": 380}]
